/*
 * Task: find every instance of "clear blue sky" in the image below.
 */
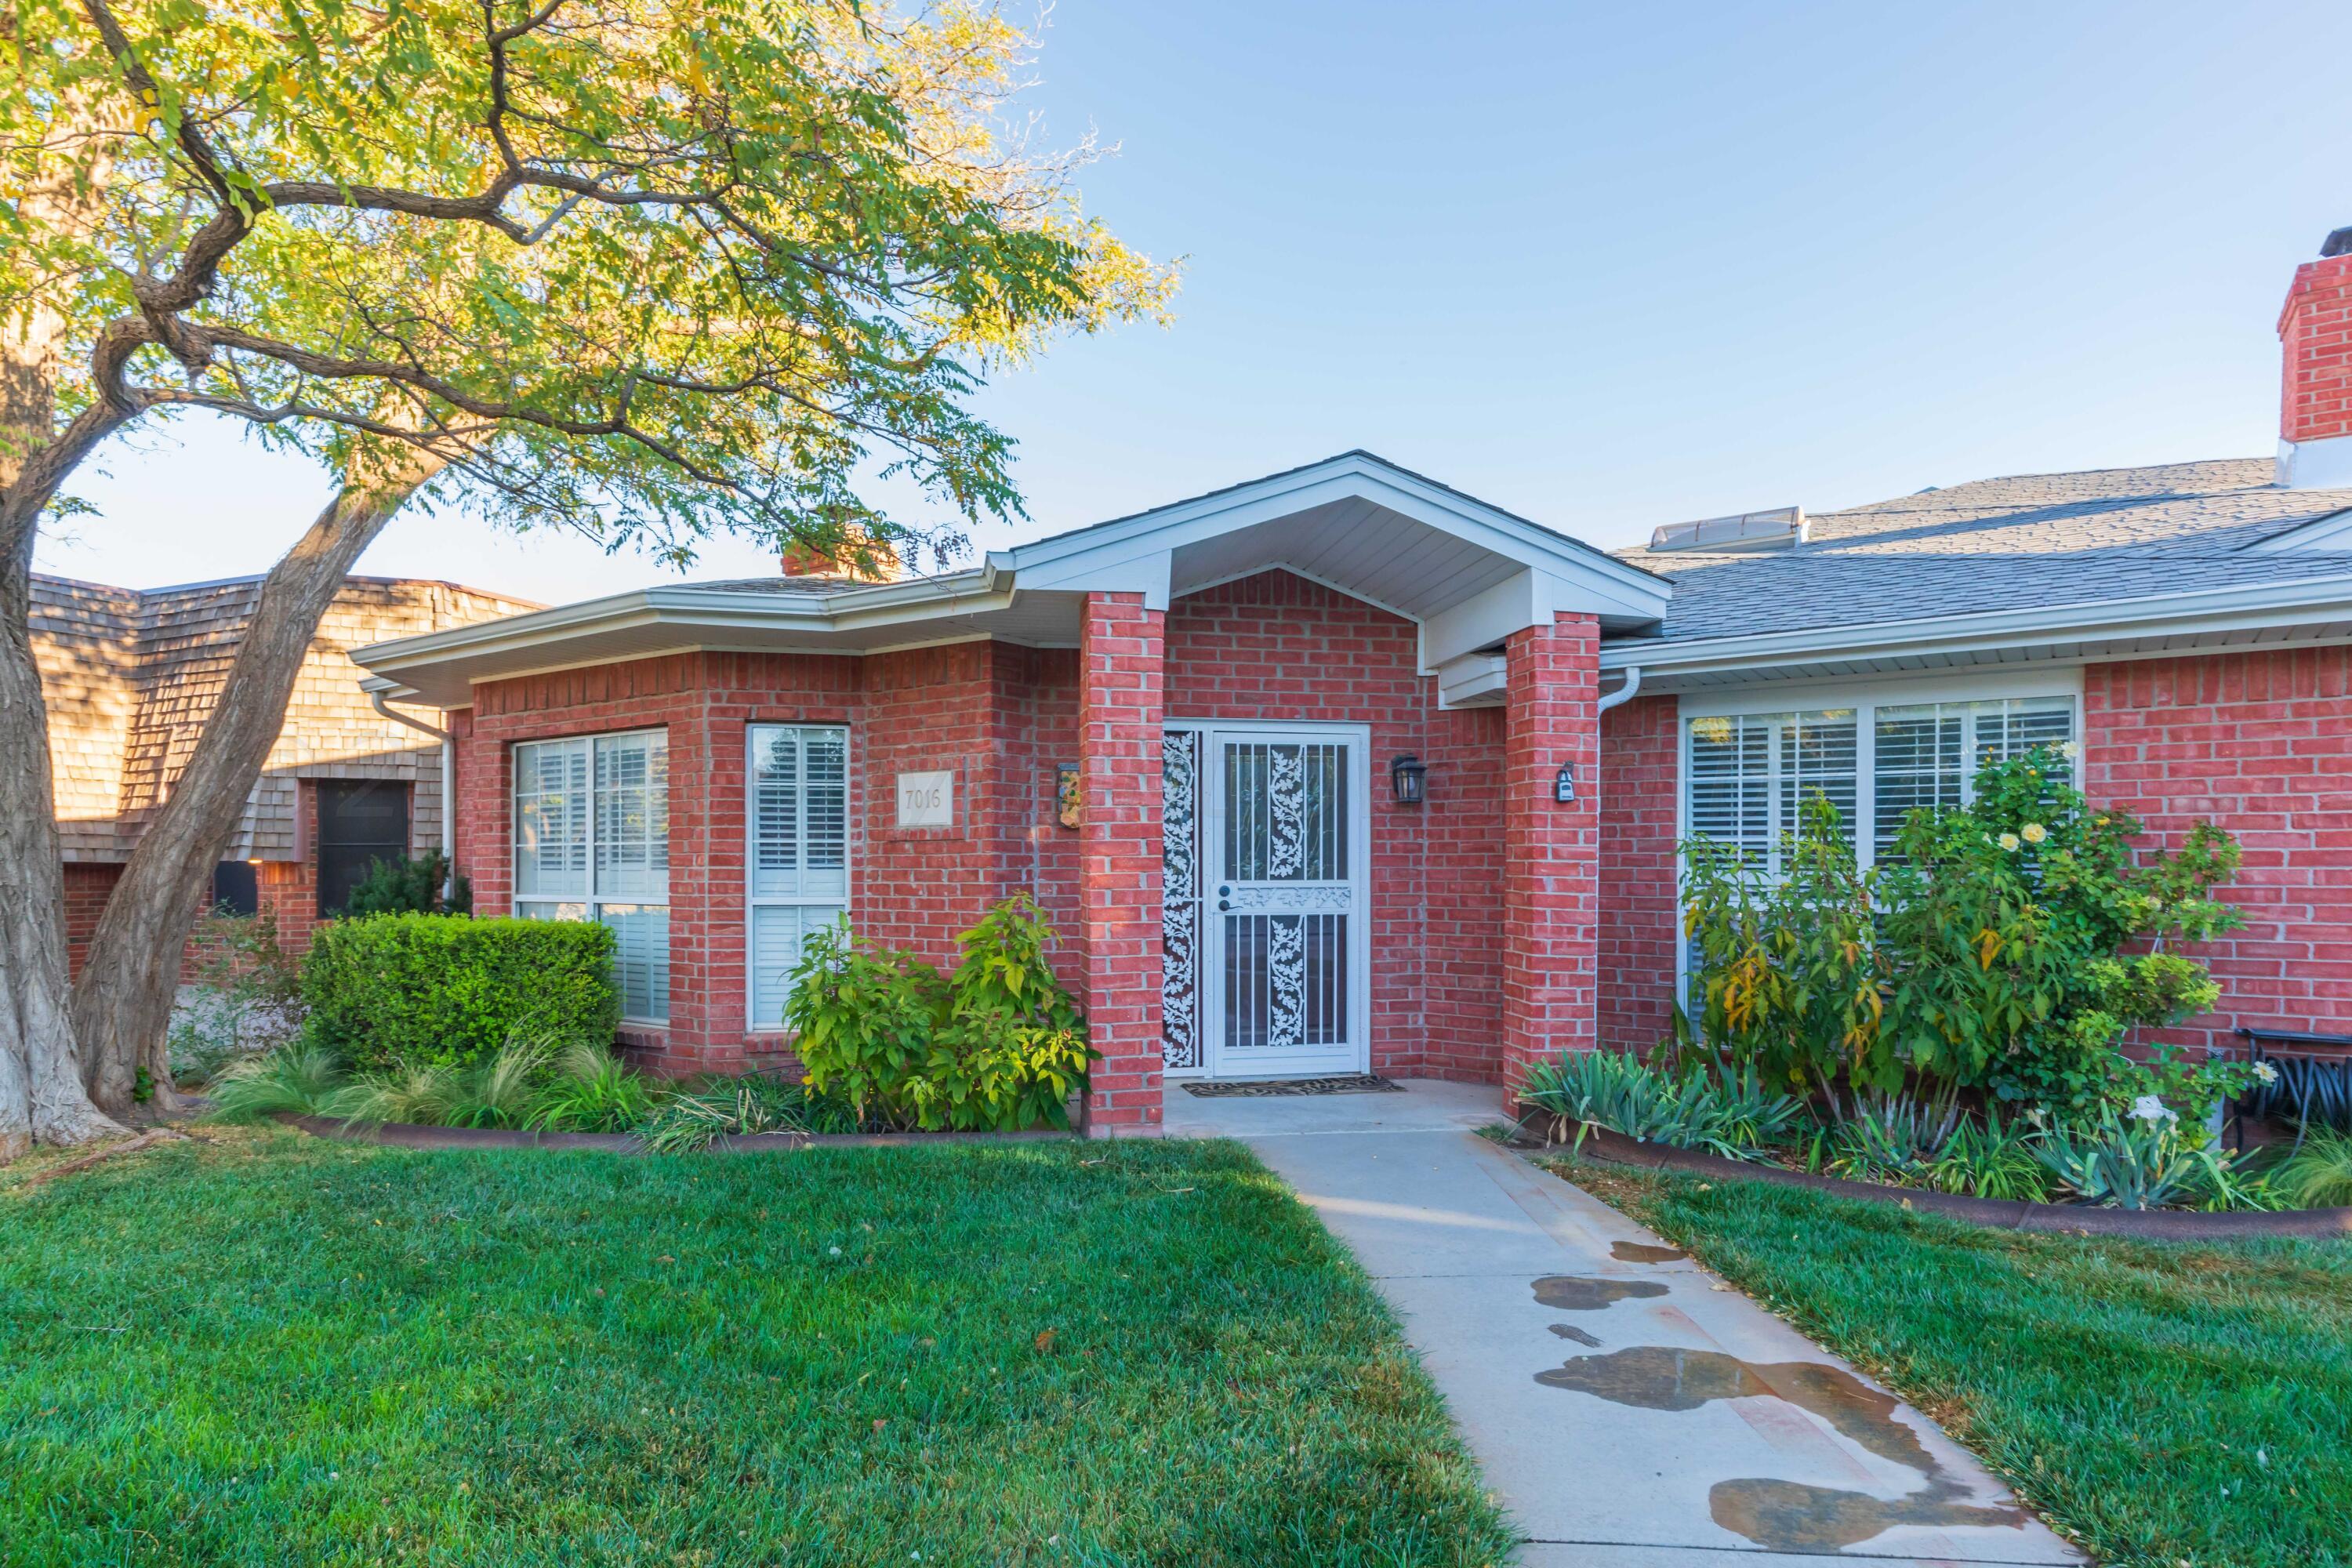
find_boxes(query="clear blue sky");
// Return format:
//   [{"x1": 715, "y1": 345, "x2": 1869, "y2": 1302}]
[{"x1": 38, "y1": 0, "x2": 2352, "y2": 603}]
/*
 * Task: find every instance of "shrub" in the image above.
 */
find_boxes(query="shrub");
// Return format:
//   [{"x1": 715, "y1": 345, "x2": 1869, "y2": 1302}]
[
  {"x1": 788, "y1": 895, "x2": 1095, "y2": 1132},
  {"x1": 1681, "y1": 743, "x2": 2246, "y2": 1124},
  {"x1": 302, "y1": 913, "x2": 620, "y2": 1073},
  {"x1": 2034, "y1": 1105, "x2": 2267, "y2": 1211},
  {"x1": 328, "y1": 1030, "x2": 559, "y2": 1130},
  {"x1": 342, "y1": 850, "x2": 473, "y2": 916}
]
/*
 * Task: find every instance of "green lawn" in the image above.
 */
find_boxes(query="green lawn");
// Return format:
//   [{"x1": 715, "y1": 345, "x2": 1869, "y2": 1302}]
[
  {"x1": 2, "y1": 1130, "x2": 1508, "y2": 1567},
  {"x1": 1550, "y1": 1156, "x2": 2352, "y2": 1568}
]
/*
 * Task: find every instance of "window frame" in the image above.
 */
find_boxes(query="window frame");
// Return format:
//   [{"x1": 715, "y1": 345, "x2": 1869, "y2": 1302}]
[
  {"x1": 510, "y1": 727, "x2": 671, "y2": 1025},
  {"x1": 1674, "y1": 673, "x2": 2085, "y2": 1004},
  {"x1": 744, "y1": 722, "x2": 854, "y2": 1033}
]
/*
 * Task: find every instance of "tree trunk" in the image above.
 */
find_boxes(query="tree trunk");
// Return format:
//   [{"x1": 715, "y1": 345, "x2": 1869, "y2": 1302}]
[
  {"x1": 71, "y1": 446, "x2": 442, "y2": 1114},
  {"x1": 0, "y1": 103, "x2": 129, "y2": 1155}
]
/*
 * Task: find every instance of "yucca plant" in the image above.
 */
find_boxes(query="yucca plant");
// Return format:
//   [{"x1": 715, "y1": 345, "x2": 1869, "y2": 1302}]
[
  {"x1": 205, "y1": 1041, "x2": 349, "y2": 1121},
  {"x1": 1518, "y1": 1049, "x2": 1800, "y2": 1162},
  {"x1": 2035, "y1": 1108, "x2": 2267, "y2": 1210}
]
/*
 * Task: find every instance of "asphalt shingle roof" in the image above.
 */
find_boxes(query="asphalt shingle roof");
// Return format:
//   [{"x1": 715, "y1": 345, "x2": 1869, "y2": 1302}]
[{"x1": 1613, "y1": 458, "x2": 2352, "y2": 644}]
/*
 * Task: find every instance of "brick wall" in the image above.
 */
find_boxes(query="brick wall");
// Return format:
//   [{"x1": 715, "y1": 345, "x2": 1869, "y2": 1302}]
[
  {"x1": 1162, "y1": 570, "x2": 1508, "y2": 1079},
  {"x1": 63, "y1": 862, "x2": 122, "y2": 979},
  {"x1": 1598, "y1": 691, "x2": 1680, "y2": 1053},
  {"x1": 1077, "y1": 593, "x2": 1166, "y2": 1130},
  {"x1": 2086, "y1": 646, "x2": 2352, "y2": 1051},
  {"x1": 1500, "y1": 615, "x2": 1602, "y2": 1098}
]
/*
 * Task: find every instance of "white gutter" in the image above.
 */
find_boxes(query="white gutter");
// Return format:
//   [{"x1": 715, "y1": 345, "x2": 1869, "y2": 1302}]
[
  {"x1": 1600, "y1": 570, "x2": 2352, "y2": 680},
  {"x1": 368, "y1": 687, "x2": 458, "y2": 903},
  {"x1": 1595, "y1": 664, "x2": 1642, "y2": 713}
]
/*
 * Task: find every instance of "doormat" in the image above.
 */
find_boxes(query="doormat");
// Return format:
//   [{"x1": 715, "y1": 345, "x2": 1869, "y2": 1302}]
[{"x1": 1180, "y1": 1074, "x2": 1403, "y2": 1098}]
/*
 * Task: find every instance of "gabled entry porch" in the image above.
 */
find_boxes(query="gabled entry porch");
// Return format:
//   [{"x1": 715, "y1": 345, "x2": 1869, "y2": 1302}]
[{"x1": 1055, "y1": 452, "x2": 1671, "y2": 1133}]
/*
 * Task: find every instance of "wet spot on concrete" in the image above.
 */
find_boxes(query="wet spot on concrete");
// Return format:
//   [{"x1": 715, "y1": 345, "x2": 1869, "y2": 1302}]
[
  {"x1": 1709, "y1": 1476, "x2": 2024, "y2": 1553},
  {"x1": 1530, "y1": 1275, "x2": 1669, "y2": 1311},
  {"x1": 1532, "y1": 1345, "x2": 1935, "y2": 1475},
  {"x1": 1547, "y1": 1323, "x2": 1602, "y2": 1347},
  {"x1": 1609, "y1": 1240, "x2": 1689, "y2": 1264}
]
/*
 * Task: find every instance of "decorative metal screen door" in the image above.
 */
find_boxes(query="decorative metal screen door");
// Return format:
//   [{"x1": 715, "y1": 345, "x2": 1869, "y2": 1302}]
[{"x1": 1192, "y1": 725, "x2": 1370, "y2": 1079}]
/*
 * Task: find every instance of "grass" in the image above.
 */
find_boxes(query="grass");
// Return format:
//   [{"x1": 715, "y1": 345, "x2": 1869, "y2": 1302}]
[
  {"x1": 1544, "y1": 1154, "x2": 2352, "y2": 1568},
  {"x1": 1, "y1": 1130, "x2": 1508, "y2": 1568}
]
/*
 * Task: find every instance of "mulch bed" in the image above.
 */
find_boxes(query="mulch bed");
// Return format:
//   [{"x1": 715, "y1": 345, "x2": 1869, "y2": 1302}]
[{"x1": 1179, "y1": 1075, "x2": 1403, "y2": 1098}]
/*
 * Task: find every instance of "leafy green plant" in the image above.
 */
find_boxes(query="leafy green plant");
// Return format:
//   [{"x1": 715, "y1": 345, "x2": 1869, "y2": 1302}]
[
  {"x1": 1518, "y1": 1048, "x2": 1802, "y2": 1162},
  {"x1": 524, "y1": 1039, "x2": 660, "y2": 1134},
  {"x1": 635, "y1": 1075, "x2": 814, "y2": 1153},
  {"x1": 1680, "y1": 794, "x2": 1891, "y2": 1116},
  {"x1": 1926, "y1": 1109, "x2": 2053, "y2": 1202},
  {"x1": 341, "y1": 851, "x2": 473, "y2": 916},
  {"x1": 2272, "y1": 1127, "x2": 2352, "y2": 1209},
  {"x1": 205, "y1": 1040, "x2": 348, "y2": 1121},
  {"x1": 788, "y1": 895, "x2": 1095, "y2": 1132},
  {"x1": 1875, "y1": 745, "x2": 2243, "y2": 1119},
  {"x1": 301, "y1": 913, "x2": 620, "y2": 1073}
]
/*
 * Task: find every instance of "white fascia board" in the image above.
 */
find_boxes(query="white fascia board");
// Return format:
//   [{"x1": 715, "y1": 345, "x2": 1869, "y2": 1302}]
[
  {"x1": 1000, "y1": 452, "x2": 1671, "y2": 621},
  {"x1": 1601, "y1": 572, "x2": 2352, "y2": 679},
  {"x1": 1001, "y1": 548, "x2": 1174, "y2": 610}
]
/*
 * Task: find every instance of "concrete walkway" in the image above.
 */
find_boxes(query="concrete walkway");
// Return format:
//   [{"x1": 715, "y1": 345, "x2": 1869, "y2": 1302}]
[{"x1": 1163, "y1": 1080, "x2": 2085, "y2": 1568}]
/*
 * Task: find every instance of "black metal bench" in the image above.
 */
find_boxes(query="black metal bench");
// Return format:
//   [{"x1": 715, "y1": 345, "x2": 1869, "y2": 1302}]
[{"x1": 2230, "y1": 1026, "x2": 2352, "y2": 1150}]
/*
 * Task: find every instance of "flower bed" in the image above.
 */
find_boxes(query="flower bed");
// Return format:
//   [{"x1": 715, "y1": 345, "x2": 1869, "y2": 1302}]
[{"x1": 1548, "y1": 1121, "x2": 2352, "y2": 1240}]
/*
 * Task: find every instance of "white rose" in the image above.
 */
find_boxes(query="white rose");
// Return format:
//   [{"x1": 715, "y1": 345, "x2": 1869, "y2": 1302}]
[{"x1": 2129, "y1": 1094, "x2": 2169, "y2": 1123}]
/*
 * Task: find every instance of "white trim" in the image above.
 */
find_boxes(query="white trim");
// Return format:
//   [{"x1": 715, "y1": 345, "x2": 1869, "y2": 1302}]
[
  {"x1": 1167, "y1": 718, "x2": 1374, "y2": 1081},
  {"x1": 511, "y1": 726, "x2": 672, "y2": 1026},
  {"x1": 1675, "y1": 665, "x2": 2085, "y2": 718},
  {"x1": 743, "y1": 723, "x2": 853, "y2": 1033}
]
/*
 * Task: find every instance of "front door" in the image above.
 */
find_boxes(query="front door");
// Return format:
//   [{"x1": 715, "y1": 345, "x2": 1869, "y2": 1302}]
[{"x1": 1160, "y1": 724, "x2": 1370, "y2": 1079}]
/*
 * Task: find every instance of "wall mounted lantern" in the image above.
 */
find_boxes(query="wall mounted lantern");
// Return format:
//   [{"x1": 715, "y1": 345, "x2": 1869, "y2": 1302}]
[
  {"x1": 1389, "y1": 754, "x2": 1428, "y2": 807},
  {"x1": 1554, "y1": 763, "x2": 1577, "y2": 803}
]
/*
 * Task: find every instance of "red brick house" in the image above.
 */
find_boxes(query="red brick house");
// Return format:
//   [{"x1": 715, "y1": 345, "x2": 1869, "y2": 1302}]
[{"x1": 354, "y1": 235, "x2": 2352, "y2": 1131}]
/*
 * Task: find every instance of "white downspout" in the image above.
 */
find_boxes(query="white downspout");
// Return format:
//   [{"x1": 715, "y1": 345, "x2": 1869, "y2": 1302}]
[
  {"x1": 369, "y1": 688, "x2": 459, "y2": 903},
  {"x1": 1595, "y1": 664, "x2": 1642, "y2": 713}
]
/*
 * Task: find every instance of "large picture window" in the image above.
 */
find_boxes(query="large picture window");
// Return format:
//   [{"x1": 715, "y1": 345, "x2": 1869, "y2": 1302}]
[
  {"x1": 1682, "y1": 690, "x2": 2076, "y2": 877},
  {"x1": 514, "y1": 730, "x2": 670, "y2": 1022},
  {"x1": 748, "y1": 724, "x2": 850, "y2": 1029}
]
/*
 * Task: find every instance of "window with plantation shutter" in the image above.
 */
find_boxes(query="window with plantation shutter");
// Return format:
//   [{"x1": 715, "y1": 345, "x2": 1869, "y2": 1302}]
[
  {"x1": 514, "y1": 730, "x2": 670, "y2": 1022},
  {"x1": 1685, "y1": 709, "x2": 1856, "y2": 874},
  {"x1": 749, "y1": 724, "x2": 850, "y2": 1028},
  {"x1": 1871, "y1": 695, "x2": 2074, "y2": 858}
]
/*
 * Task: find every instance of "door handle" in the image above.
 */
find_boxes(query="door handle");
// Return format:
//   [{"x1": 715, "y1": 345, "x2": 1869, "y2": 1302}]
[{"x1": 1217, "y1": 900, "x2": 1230, "y2": 913}]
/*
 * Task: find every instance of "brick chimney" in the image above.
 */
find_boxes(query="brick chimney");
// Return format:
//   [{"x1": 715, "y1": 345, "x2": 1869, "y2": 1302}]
[
  {"x1": 2277, "y1": 225, "x2": 2352, "y2": 488},
  {"x1": 779, "y1": 527, "x2": 898, "y2": 583}
]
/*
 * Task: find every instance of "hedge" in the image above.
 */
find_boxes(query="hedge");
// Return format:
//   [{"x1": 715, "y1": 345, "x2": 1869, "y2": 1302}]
[{"x1": 302, "y1": 913, "x2": 622, "y2": 1073}]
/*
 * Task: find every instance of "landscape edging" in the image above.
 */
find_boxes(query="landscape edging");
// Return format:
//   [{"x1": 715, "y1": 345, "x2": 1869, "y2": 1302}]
[
  {"x1": 280, "y1": 1114, "x2": 1076, "y2": 1152},
  {"x1": 1553, "y1": 1123, "x2": 2352, "y2": 1240}
]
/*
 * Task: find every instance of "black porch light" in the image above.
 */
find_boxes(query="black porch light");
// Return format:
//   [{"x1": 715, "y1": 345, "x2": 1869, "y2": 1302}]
[{"x1": 1389, "y1": 754, "x2": 1428, "y2": 806}]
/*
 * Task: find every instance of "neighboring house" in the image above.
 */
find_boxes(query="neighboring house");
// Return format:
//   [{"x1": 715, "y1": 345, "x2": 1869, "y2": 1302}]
[
  {"x1": 38, "y1": 573, "x2": 540, "y2": 971},
  {"x1": 352, "y1": 234, "x2": 2352, "y2": 1131}
]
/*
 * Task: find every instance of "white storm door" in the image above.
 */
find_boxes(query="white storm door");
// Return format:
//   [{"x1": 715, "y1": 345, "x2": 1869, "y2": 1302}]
[{"x1": 1200, "y1": 726, "x2": 1370, "y2": 1079}]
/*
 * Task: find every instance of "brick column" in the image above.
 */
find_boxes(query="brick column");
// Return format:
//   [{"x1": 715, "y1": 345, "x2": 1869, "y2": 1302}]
[
  {"x1": 1078, "y1": 592, "x2": 1166, "y2": 1133},
  {"x1": 1501, "y1": 612, "x2": 1602, "y2": 1101}
]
